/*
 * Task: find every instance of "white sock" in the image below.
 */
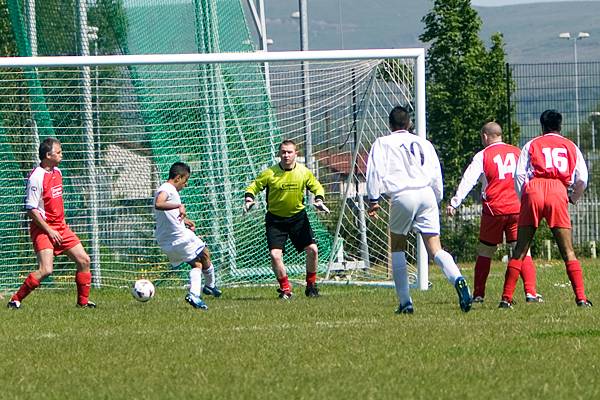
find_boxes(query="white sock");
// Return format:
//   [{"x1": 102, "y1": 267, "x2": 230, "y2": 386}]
[
  {"x1": 189, "y1": 268, "x2": 203, "y2": 296},
  {"x1": 433, "y1": 250, "x2": 462, "y2": 284},
  {"x1": 392, "y1": 251, "x2": 411, "y2": 306},
  {"x1": 202, "y1": 264, "x2": 216, "y2": 288}
]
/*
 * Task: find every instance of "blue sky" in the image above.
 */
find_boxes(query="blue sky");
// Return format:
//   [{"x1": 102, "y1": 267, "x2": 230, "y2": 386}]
[{"x1": 473, "y1": 0, "x2": 599, "y2": 6}]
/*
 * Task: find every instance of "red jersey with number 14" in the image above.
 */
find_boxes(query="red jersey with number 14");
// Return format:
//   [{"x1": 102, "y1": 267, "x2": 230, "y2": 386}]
[
  {"x1": 24, "y1": 166, "x2": 65, "y2": 226},
  {"x1": 450, "y1": 142, "x2": 520, "y2": 215},
  {"x1": 480, "y1": 143, "x2": 521, "y2": 215}
]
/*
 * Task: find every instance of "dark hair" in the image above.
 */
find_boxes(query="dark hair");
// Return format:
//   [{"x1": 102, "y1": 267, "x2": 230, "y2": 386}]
[
  {"x1": 38, "y1": 137, "x2": 61, "y2": 161},
  {"x1": 388, "y1": 106, "x2": 411, "y2": 130},
  {"x1": 168, "y1": 162, "x2": 191, "y2": 179},
  {"x1": 540, "y1": 109, "x2": 562, "y2": 133},
  {"x1": 279, "y1": 139, "x2": 297, "y2": 150}
]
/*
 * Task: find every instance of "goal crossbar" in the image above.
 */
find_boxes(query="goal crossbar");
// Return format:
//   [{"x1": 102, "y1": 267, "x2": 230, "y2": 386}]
[{"x1": 0, "y1": 48, "x2": 425, "y2": 67}]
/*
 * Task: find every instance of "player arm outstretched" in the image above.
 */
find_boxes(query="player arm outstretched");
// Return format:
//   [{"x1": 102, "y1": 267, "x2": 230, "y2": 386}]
[
  {"x1": 447, "y1": 152, "x2": 483, "y2": 216},
  {"x1": 306, "y1": 171, "x2": 329, "y2": 214},
  {"x1": 243, "y1": 169, "x2": 270, "y2": 212}
]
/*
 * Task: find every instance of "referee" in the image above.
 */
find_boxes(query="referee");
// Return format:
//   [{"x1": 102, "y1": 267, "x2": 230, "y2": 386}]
[{"x1": 244, "y1": 139, "x2": 330, "y2": 299}]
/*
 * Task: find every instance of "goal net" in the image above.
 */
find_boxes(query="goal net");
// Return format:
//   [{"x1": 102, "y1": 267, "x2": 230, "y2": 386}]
[{"x1": 0, "y1": 49, "x2": 427, "y2": 291}]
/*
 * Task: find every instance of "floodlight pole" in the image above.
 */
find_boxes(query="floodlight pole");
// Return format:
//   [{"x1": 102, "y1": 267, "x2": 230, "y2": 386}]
[{"x1": 560, "y1": 32, "x2": 590, "y2": 146}]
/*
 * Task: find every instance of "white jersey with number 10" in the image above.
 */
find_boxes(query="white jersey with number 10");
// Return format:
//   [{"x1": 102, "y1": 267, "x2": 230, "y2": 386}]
[{"x1": 366, "y1": 130, "x2": 443, "y2": 203}]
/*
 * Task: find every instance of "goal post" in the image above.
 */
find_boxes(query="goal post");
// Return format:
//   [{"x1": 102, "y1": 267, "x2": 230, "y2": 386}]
[{"x1": 0, "y1": 48, "x2": 428, "y2": 291}]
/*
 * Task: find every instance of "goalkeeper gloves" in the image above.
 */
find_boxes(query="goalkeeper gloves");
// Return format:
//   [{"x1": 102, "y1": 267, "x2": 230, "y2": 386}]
[
  {"x1": 314, "y1": 200, "x2": 330, "y2": 214},
  {"x1": 243, "y1": 197, "x2": 256, "y2": 213}
]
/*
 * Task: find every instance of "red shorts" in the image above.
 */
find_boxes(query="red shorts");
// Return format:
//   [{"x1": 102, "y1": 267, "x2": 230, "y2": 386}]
[
  {"x1": 518, "y1": 178, "x2": 571, "y2": 229},
  {"x1": 479, "y1": 213, "x2": 519, "y2": 245},
  {"x1": 30, "y1": 223, "x2": 81, "y2": 256}
]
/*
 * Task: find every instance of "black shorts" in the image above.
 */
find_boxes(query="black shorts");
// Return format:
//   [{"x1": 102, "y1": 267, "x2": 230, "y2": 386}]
[{"x1": 265, "y1": 209, "x2": 315, "y2": 253}]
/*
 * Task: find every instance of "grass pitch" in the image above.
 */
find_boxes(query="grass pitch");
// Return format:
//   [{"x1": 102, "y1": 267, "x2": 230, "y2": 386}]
[{"x1": 1, "y1": 259, "x2": 599, "y2": 400}]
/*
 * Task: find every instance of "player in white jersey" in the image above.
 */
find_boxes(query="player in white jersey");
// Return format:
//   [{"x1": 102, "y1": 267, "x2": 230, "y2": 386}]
[
  {"x1": 366, "y1": 105, "x2": 472, "y2": 314},
  {"x1": 154, "y1": 162, "x2": 222, "y2": 309}
]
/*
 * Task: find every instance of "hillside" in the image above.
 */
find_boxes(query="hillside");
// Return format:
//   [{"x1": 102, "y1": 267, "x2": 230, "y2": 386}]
[{"x1": 262, "y1": 0, "x2": 600, "y2": 64}]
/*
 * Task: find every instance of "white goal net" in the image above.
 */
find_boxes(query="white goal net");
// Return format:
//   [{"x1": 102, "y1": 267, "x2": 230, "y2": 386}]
[{"x1": 0, "y1": 49, "x2": 427, "y2": 291}]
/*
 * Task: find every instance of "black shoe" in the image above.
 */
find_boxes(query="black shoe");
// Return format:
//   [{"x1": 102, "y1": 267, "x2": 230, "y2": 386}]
[
  {"x1": 77, "y1": 301, "x2": 97, "y2": 308},
  {"x1": 526, "y1": 293, "x2": 544, "y2": 303},
  {"x1": 202, "y1": 285, "x2": 223, "y2": 298},
  {"x1": 498, "y1": 300, "x2": 513, "y2": 309},
  {"x1": 305, "y1": 284, "x2": 320, "y2": 297},
  {"x1": 454, "y1": 277, "x2": 472, "y2": 313},
  {"x1": 7, "y1": 300, "x2": 21, "y2": 309},
  {"x1": 576, "y1": 299, "x2": 593, "y2": 307},
  {"x1": 395, "y1": 302, "x2": 414, "y2": 314},
  {"x1": 277, "y1": 288, "x2": 293, "y2": 300}
]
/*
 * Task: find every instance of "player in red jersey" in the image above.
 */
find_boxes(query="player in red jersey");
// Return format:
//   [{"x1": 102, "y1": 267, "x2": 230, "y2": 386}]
[
  {"x1": 7, "y1": 138, "x2": 95, "y2": 309},
  {"x1": 499, "y1": 110, "x2": 591, "y2": 308},
  {"x1": 447, "y1": 122, "x2": 540, "y2": 303}
]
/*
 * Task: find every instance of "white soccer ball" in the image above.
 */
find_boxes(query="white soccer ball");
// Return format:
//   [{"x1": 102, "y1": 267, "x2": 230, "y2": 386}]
[{"x1": 131, "y1": 279, "x2": 155, "y2": 302}]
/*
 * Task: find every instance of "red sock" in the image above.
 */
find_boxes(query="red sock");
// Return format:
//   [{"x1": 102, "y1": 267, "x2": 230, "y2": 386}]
[
  {"x1": 277, "y1": 275, "x2": 291, "y2": 292},
  {"x1": 565, "y1": 260, "x2": 586, "y2": 302},
  {"x1": 473, "y1": 256, "x2": 491, "y2": 298},
  {"x1": 501, "y1": 259, "x2": 522, "y2": 302},
  {"x1": 75, "y1": 271, "x2": 92, "y2": 305},
  {"x1": 12, "y1": 273, "x2": 41, "y2": 302},
  {"x1": 306, "y1": 272, "x2": 317, "y2": 286},
  {"x1": 520, "y1": 256, "x2": 537, "y2": 296}
]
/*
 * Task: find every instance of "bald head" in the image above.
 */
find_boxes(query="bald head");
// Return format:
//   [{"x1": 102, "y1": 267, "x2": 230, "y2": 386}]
[
  {"x1": 481, "y1": 122, "x2": 503, "y2": 146},
  {"x1": 482, "y1": 122, "x2": 502, "y2": 137}
]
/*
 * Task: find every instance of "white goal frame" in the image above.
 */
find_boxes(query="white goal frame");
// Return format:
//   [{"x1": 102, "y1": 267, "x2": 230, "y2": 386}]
[{"x1": 0, "y1": 48, "x2": 429, "y2": 290}]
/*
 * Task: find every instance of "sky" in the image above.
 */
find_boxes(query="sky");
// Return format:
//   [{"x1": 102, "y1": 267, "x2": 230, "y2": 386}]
[{"x1": 472, "y1": 0, "x2": 600, "y2": 6}]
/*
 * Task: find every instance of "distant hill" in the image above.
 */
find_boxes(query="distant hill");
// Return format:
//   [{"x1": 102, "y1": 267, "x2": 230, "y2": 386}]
[{"x1": 262, "y1": 0, "x2": 600, "y2": 64}]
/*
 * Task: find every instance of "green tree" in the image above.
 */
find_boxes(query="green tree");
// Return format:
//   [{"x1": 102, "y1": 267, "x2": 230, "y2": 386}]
[
  {"x1": 420, "y1": 0, "x2": 517, "y2": 197},
  {"x1": 484, "y1": 33, "x2": 520, "y2": 144},
  {"x1": 0, "y1": 0, "x2": 17, "y2": 56}
]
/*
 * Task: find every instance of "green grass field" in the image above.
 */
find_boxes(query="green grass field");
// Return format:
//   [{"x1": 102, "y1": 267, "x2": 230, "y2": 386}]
[{"x1": 1, "y1": 259, "x2": 599, "y2": 400}]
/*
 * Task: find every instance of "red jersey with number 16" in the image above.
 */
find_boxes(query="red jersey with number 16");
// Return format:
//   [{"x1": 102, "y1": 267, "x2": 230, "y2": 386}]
[
  {"x1": 24, "y1": 166, "x2": 65, "y2": 226},
  {"x1": 514, "y1": 132, "x2": 587, "y2": 199},
  {"x1": 526, "y1": 133, "x2": 578, "y2": 184}
]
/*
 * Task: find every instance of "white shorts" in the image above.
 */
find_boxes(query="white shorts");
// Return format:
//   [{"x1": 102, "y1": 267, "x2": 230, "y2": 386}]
[
  {"x1": 160, "y1": 232, "x2": 206, "y2": 267},
  {"x1": 389, "y1": 187, "x2": 440, "y2": 235}
]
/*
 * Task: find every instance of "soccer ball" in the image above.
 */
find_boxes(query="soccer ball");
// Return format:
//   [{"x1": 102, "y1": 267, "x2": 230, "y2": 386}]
[{"x1": 131, "y1": 279, "x2": 155, "y2": 302}]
